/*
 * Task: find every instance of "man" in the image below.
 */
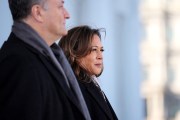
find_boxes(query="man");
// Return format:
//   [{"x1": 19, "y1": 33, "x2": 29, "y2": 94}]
[{"x1": 0, "y1": 0, "x2": 91, "y2": 120}]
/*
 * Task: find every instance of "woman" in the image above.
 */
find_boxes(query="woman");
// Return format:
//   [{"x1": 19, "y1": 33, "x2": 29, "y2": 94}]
[{"x1": 59, "y1": 25, "x2": 118, "y2": 120}]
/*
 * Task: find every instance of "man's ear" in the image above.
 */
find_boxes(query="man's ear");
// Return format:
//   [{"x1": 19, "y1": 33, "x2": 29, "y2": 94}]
[{"x1": 31, "y1": 5, "x2": 45, "y2": 22}]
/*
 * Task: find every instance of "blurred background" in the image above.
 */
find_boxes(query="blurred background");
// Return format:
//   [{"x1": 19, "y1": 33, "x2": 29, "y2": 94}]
[{"x1": 1, "y1": 0, "x2": 180, "y2": 120}]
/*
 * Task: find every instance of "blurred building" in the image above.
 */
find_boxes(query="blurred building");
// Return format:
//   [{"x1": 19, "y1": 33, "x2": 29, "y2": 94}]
[{"x1": 140, "y1": 0, "x2": 180, "y2": 120}]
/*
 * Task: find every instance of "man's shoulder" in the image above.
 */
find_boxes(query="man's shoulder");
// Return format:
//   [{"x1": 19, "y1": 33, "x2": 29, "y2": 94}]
[
  {"x1": 1, "y1": 32, "x2": 39, "y2": 58},
  {"x1": 0, "y1": 32, "x2": 43, "y2": 68},
  {"x1": 1, "y1": 32, "x2": 29, "y2": 51}
]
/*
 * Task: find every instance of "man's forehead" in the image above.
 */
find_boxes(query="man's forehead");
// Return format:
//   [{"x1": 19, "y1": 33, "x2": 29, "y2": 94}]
[{"x1": 50, "y1": 0, "x2": 64, "y2": 4}]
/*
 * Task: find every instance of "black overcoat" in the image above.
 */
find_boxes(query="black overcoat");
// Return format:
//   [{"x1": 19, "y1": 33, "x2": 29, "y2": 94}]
[{"x1": 0, "y1": 33, "x2": 85, "y2": 120}]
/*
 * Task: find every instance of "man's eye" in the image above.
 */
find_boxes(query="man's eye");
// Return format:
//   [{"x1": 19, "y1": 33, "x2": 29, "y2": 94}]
[{"x1": 58, "y1": 5, "x2": 63, "y2": 8}]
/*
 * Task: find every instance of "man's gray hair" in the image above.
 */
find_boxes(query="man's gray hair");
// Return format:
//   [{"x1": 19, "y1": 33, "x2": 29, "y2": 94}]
[{"x1": 8, "y1": 0, "x2": 49, "y2": 21}]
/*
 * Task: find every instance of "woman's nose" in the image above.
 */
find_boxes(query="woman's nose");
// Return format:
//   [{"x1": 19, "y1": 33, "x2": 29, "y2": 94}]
[{"x1": 97, "y1": 51, "x2": 103, "y2": 59}]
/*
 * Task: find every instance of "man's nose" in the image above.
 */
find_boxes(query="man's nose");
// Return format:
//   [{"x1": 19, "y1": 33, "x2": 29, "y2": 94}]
[{"x1": 64, "y1": 8, "x2": 70, "y2": 19}]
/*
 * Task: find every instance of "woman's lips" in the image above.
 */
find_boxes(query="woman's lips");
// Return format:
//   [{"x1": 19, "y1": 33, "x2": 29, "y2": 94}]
[{"x1": 95, "y1": 64, "x2": 102, "y2": 68}]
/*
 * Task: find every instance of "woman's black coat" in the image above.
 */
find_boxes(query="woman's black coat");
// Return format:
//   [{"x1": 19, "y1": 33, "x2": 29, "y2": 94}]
[{"x1": 79, "y1": 81, "x2": 118, "y2": 120}]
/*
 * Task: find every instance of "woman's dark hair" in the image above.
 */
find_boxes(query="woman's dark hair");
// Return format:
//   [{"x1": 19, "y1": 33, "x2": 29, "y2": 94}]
[
  {"x1": 59, "y1": 25, "x2": 105, "y2": 83},
  {"x1": 8, "y1": 0, "x2": 46, "y2": 21}
]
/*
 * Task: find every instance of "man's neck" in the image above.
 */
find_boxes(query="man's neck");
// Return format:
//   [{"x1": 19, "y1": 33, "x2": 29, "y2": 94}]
[{"x1": 23, "y1": 19, "x2": 59, "y2": 46}]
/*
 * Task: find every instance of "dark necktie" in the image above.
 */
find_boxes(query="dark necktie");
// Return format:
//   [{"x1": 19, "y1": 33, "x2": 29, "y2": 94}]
[{"x1": 51, "y1": 44, "x2": 91, "y2": 120}]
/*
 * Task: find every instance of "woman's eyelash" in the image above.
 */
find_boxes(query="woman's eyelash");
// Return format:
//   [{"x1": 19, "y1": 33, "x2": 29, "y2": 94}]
[
  {"x1": 91, "y1": 48, "x2": 97, "y2": 51},
  {"x1": 91, "y1": 48, "x2": 104, "y2": 52}
]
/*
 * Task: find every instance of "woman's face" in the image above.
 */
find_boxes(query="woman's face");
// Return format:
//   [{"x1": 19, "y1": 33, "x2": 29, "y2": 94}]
[{"x1": 78, "y1": 34, "x2": 104, "y2": 76}]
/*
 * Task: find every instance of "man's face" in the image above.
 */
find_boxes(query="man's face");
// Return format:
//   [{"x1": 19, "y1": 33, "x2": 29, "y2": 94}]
[{"x1": 43, "y1": 0, "x2": 70, "y2": 39}]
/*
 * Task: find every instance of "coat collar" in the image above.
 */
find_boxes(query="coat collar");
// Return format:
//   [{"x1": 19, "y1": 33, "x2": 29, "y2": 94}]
[{"x1": 85, "y1": 82, "x2": 114, "y2": 119}]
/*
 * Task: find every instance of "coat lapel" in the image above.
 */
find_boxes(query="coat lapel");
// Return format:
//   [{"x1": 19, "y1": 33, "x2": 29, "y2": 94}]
[
  {"x1": 36, "y1": 52, "x2": 82, "y2": 112},
  {"x1": 86, "y1": 82, "x2": 114, "y2": 119},
  {"x1": 104, "y1": 95, "x2": 118, "y2": 120}
]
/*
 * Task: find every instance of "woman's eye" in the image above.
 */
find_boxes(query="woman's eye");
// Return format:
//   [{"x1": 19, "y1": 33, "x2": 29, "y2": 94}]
[
  {"x1": 92, "y1": 48, "x2": 97, "y2": 51},
  {"x1": 101, "y1": 49, "x2": 104, "y2": 52}
]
